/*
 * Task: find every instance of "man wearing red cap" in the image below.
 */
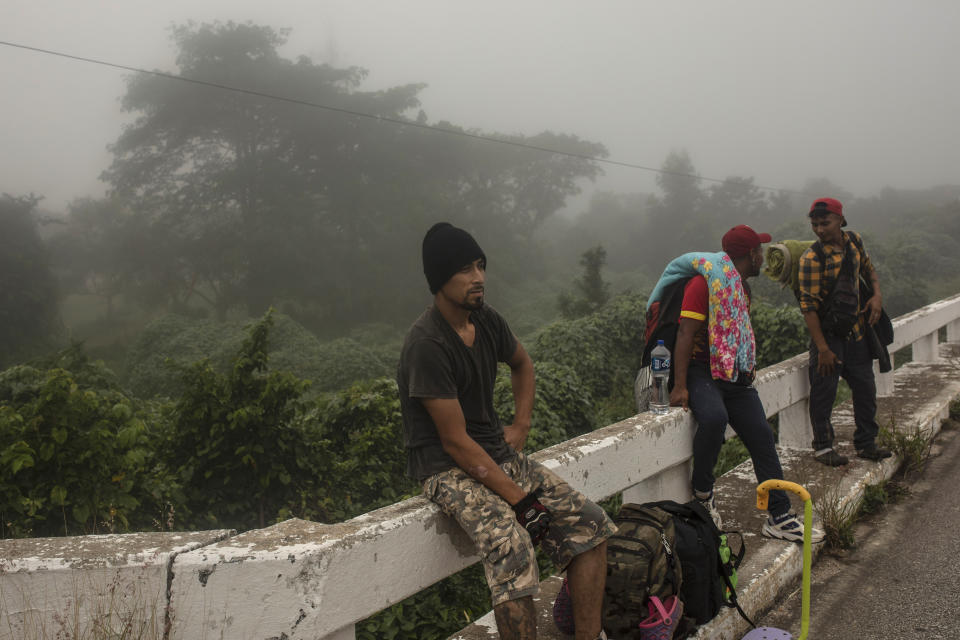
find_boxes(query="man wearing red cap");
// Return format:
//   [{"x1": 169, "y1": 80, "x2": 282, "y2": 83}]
[
  {"x1": 669, "y1": 225, "x2": 824, "y2": 543},
  {"x1": 798, "y1": 198, "x2": 892, "y2": 466}
]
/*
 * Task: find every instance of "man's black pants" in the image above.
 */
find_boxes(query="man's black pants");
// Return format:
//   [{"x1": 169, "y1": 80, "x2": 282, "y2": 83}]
[
  {"x1": 808, "y1": 334, "x2": 880, "y2": 452},
  {"x1": 687, "y1": 363, "x2": 790, "y2": 517}
]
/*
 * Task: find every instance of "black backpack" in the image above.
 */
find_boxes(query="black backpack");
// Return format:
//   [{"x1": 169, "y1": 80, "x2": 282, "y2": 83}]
[
  {"x1": 811, "y1": 233, "x2": 863, "y2": 339},
  {"x1": 635, "y1": 277, "x2": 693, "y2": 411},
  {"x1": 644, "y1": 500, "x2": 752, "y2": 631},
  {"x1": 602, "y1": 503, "x2": 684, "y2": 639},
  {"x1": 642, "y1": 277, "x2": 693, "y2": 381}
]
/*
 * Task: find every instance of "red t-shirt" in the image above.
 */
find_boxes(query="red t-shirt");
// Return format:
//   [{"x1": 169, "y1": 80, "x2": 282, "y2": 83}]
[{"x1": 679, "y1": 276, "x2": 710, "y2": 363}]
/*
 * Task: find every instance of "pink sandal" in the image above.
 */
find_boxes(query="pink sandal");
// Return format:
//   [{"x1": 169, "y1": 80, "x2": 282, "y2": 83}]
[{"x1": 637, "y1": 595, "x2": 683, "y2": 640}]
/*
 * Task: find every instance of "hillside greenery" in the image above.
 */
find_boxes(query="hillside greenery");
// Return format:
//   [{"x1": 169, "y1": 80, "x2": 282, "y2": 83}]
[{"x1": 3, "y1": 18, "x2": 960, "y2": 640}]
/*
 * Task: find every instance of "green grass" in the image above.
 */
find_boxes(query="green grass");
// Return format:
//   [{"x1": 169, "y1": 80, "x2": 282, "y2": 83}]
[
  {"x1": 815, "y1": 484, "x2": 859, "y2": 551},
  {"x1": 879, "y1": 425, "x2": 933, "y2": 479},
  {"x1": 858, "y1": 480, "x2": 907, "y2": 517}
]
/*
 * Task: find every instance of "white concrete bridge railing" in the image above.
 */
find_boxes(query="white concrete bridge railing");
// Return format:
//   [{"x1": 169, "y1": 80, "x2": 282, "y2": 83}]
[{"x1": 2, "y1": 293, "x2": 960, "y2": 640}]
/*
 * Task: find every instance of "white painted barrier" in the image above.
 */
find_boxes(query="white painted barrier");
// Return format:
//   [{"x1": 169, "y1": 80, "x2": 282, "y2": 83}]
[
  {"x1": 0, "y1": 530, "x2": 232, "y2": 640},
  {"x1": 2, "y1": 293, "x2": 959, "y2": 640}
]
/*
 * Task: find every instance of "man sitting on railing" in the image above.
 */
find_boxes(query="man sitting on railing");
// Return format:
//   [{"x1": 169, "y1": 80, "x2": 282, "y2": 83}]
[
  {"x1": 799, "y1": 197, "x2": 893, "y2": 466},
  {"x1": 397, "y1": 222, "x2": 616, "y2": 640},
  {"x1": 668, "y1": 225, "x2": 825, "y2": 543}
]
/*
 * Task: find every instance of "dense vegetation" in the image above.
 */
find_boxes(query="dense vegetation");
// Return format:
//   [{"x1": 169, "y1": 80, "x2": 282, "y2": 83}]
[{"x1": 3, "y1": 19, "x2": 960, "y2": 640}]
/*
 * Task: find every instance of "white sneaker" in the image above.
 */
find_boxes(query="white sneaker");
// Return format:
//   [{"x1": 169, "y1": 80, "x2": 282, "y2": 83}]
[
  {"x1": 762, "y1": 512, "x2": 825, "y2": 544},
  {"x1": 696, "y1": 491, "x2": 723, "y2": 529}
]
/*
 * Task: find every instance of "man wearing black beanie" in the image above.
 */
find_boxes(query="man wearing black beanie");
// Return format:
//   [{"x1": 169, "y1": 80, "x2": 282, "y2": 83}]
[
  {"x1": 421, "y1": 222, "x2": 487, "y2": 295},
  {"x1": 398, "y1": 223, "x2": 614, "y2": 640}
]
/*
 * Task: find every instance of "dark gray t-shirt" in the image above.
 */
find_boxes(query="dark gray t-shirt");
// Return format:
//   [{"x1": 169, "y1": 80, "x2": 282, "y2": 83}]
[{"x1": 397, "y1": 304, "x2": 518, "y2": 481}]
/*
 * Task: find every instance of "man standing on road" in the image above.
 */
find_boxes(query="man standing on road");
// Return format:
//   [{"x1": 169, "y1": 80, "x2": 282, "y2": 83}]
[
  {"x1": 798, "y1": 197, "x2": 892, "y2": 466},
  {"x1": 397, "y1": 222, "x2": 615, "y2": 640},
  {"x1": 669, "y1": 225, "x2": 824, "y2": 543}
]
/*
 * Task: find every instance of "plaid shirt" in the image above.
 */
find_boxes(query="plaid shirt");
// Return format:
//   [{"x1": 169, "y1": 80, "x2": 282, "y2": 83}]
[{"x1": 798, "y1": 230, "x2": 874, "y2": 341}]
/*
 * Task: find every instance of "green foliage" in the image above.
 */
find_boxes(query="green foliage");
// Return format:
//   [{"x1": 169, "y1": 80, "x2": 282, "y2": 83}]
[
  {"x1": 879, "y1": 425, "x2": 933, "y2": 479},
  {"x1": 858, "y1": 480, "x2": 906, "y2": 517},
  {"x1": 713, "y1": 437, "x2": 750, "y2": 478},
  {"x1": 0, "y1": 194, "x2": 60, "y2": 368},
  {"x1": 125, "y1": 313, "x2": 391, "y2": 398},
  {"x1": 309, "y1": 377, "x2": 417, "y2": 522},
  {"x1": 750, "y1": 300, "x2": 808, "y2": 368},
  {"x1": 544, "y1": 191, "x2": 653, "y2": 273},
  {"x1": 125, "y1": 314, "x2": 240, "y2": 397},
  {"x1": 1, "y1": 311, "x2": 415, "y2": 536},
  {"x1": 305, "y1": 338, "x2": 393, "y2": 394},
  {"x1": 530, "y1": 293, "x2": 646, "y2": 401},
  {"x1": 816, "y1": 485, "x2": 859, "y2": 551},
  {"x1": 494, "y1": 361, "x2": 596, "y2": 451},
  {"x1": 0, "y1": 346, "x2": 173, "y2": 537},
  {"x1": 358, "y1": 565, "x2": 490, "y2": 640},
  {"x1": 95, "y1": 21, "x2": 604, "y2": 333},
  {"x1": 47, "y1": 198, "x2": 151, "y2": 318},
  {"x1": 558, "y1": 245, "x2": 611, "y2": 319},
  {"x1": 159, "y1": 310, "x2": 313, "y2": 530}
]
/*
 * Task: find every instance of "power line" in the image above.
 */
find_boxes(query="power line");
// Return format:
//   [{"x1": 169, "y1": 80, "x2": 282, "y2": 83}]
[{"x1": 0, "y1": 39, "x2": 808, "y2": 195}]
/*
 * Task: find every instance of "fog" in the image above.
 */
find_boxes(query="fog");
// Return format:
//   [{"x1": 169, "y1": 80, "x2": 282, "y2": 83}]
[{"x1": 3, "y1": 1, "x2": 960, "y2": 212}]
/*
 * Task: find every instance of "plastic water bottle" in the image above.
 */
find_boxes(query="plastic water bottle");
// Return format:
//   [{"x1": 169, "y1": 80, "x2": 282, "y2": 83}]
[{"x1": 649, "y1": 339, "x2": 671, "y2": 414}]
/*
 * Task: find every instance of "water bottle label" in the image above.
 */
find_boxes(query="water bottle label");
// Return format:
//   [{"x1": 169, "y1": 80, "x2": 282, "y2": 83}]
[{"x1": 652, "y1": 356, "x2": 670, "y2": 372}]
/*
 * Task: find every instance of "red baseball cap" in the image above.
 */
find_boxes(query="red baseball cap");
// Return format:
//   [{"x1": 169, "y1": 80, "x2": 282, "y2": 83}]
[
  {"x1": 722, "y1": 224, "x2": 772, "y2": 258},
  {"x1": 809, "y1": 197, "x2": 847, "y2": 226}
]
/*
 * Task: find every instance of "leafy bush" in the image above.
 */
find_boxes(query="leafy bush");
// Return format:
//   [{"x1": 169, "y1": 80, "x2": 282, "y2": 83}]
[
  {"x1": 494, "y1": 361, "x2": 596, "y2": 451},
  {"x1": 530, "y1": 293, "x2": 646, "y2": 400},
  {"x1": 0, "y1": 194, "x2": 60, "y2": 368},
  {"x1": 358, "y1": 565, "x2": 489, "y2": 640},
  {"x1": 125, "y1": 312, "x2": 392, "y2": 398},
  {"x1": 0, "y1": 346, "x2": 173, "y2": 537},
  {"x1": 750, "y1": 301, "x2": 808, "y2": 368},
  {"x1": 158, "y1": 311, "x2": 314, "y2": 531},
  {"x1": 308, "y1": 377, "x2": 418, "y2": 522},
  {"x1": 124, "y1": 313, "x2": 235, "y2": 397},
  {"x1": 306, "y1": 337, "x2": 393, "y2": 394}
]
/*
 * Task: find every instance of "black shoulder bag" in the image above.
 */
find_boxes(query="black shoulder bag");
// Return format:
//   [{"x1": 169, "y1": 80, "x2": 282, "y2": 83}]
[{"x1": 811, "y1": 240, "x2": 859, "y2": 339}]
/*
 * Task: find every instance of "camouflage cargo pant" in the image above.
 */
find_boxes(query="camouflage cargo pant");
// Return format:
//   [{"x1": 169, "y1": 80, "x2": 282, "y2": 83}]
[{"x1": 423, "y1": 451, "x2": 616, "y2": 606}]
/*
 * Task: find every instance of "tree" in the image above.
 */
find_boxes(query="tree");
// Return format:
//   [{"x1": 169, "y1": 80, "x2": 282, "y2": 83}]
[
  {"x1": 557, "y1": 245, "x2": 611, "y2": 318},
  {"x1": 643, "y1": 150, "x2": 705, "y2": 268},
  {"x1": 160, "y1": 310, "x2": 313, "y2": 530},
  {"x1": 703, "y1": 176, "x2": 771, "y2": 237},
  {"x1": 0, "y1": 194, "x2": 59, "y2": 367},
  {"x1": 0, "y1": 346, "x2": 174, "y2": 537},
  {"x1": 655, "y1": 150, "x2": 702, "y2": 219},
  {"x1": 554, "y1": 191, "x2": 652, "y2": 272},
  {"x1": 103, "y1": 22, "x2": 425, "y2": 318},
  {"x1": 47, "y1": 197, "x2": 175, "y2": 317},
  {"x1": 124, "y1": 312, "x2": 392, "y2": 399},
  {"x1": 102, "y1": 22, "x2": 606, "y2": 332}
]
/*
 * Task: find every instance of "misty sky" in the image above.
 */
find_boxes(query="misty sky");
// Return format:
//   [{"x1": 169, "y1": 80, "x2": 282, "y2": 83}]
[{"x1": 3, "y1": 1, "x2": 960, "y2": 212}]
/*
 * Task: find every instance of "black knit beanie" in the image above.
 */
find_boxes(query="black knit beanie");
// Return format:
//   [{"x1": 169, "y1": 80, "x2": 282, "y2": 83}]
[{"x1": 422, "y1": 222, "x2": 486, "y2": 294}]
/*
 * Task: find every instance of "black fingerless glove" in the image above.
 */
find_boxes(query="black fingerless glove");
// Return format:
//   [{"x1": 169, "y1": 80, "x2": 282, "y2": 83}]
[{"x1": 513, "y1": 489, "x2": 552, "y2": 545}]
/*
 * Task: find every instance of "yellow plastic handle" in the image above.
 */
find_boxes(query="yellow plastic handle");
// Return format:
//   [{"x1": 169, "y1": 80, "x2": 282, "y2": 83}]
[{"x1": 756, "y1": 479, "x2": 811, "y2": 509}]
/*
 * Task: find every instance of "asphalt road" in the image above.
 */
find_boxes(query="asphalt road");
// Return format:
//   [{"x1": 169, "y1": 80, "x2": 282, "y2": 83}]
[{"x1": 756, "y1": 418, "x2": 960, "y2": 639}]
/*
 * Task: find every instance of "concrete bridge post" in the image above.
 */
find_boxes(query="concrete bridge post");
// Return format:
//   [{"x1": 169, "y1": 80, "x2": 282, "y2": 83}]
[
  {"x1": 622, "y1": 460, "x2": 692, "y2": 505},
  {"x1": 947, "y1": 318, "x2": 960, "y2": 342},
  {"x1": 875, "y1": 362, "x2": 895, "y2": 396},
  {"x1": 912, "y1": 331, "x2": 939, "y2": 363},
  {"x1": 776, "y1": 398, "x2": 811, "y2": 449}
]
